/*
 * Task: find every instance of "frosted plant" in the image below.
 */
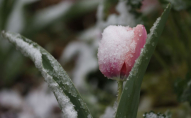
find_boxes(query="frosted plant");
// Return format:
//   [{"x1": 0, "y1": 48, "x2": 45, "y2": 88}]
[{"x1": 0, "y1": 2, "x2": 171, "y2": 118}]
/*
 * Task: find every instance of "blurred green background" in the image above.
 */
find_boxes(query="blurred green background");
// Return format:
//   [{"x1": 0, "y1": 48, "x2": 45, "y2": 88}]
[{"x1": 0, "y1": 0, "x2": 191, "y2": 118}]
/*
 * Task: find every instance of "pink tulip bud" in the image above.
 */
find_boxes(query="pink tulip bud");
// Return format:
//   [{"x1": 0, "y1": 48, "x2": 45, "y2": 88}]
[{"x1": 97, "y1": 25, "x2": 147, "y2": 81}]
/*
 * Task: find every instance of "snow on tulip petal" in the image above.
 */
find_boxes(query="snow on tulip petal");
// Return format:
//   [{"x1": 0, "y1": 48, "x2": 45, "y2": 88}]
[
  {"x1": 124, "y1": 25, "x2": 147, "y2": 79},
  {"x1": 97, "y1": 25, "x2": 147, "y2": 81}
]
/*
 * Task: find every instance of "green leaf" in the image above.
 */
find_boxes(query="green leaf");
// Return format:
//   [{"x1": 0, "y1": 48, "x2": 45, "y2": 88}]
[
  {"x1": 1, "y1": 31, "x2": 92, "y2": 118},
  {"x1": 174, "y1": 72, "x2": 191, "y2": 106},
  {"x1": 115, "y1": 4, "x2": 171, "y2": 118}
]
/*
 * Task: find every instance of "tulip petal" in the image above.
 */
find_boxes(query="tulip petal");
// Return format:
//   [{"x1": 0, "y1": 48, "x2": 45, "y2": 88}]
[{"x1": 124, "y1": 25, "x2": 147, "y2": 77}]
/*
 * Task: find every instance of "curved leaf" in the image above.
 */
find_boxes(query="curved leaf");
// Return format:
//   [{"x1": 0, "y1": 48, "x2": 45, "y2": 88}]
[
  {"x1": 1, "y1": 31, "x2": 92, "y2": 118},
  {"x1": 115, "y1": 4, "x2": 172, "y2": 118}
]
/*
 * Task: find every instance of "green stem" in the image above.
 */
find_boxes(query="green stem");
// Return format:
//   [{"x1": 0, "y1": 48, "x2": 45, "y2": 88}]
[{"x1": 117, "y1": 80, "x2": 123, "y2": 103}]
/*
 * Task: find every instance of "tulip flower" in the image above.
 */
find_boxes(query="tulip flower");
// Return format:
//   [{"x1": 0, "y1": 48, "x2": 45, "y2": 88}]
[{"x1": 97, "y1": 25, "x2": 147, "y2": 81}]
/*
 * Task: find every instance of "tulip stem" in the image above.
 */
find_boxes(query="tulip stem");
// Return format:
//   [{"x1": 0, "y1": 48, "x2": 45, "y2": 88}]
[{"x1": 117, "y1": 81, "x2": 123, "y2": 103}]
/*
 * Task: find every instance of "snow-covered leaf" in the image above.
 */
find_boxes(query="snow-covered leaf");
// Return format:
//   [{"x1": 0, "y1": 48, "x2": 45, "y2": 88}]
[{"x1": 1, "y1": 31, "x2": 92, "y2": 118}]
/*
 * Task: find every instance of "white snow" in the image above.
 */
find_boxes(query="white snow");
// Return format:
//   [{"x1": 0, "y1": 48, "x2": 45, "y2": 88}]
[
  {"x1": 53, "y1": 85, "x2": 77, "y2": 118},
  {"x1": 100, "y1": 107, "x2": 115, "y2": 118},
  {"x1": 60, "y1": 42, "x2": 98, "y2": 88},
  {"x1": 1, "y1": 32, "x2": 42, "y2": 68},
  {"x1": 0, "y1": 83, "x2": 71, "y2": 118},
  {"x1": 98, "y1": 25, "x2": 135, "y2": 73},
  {"x1": 26, "y1": 83, "x2": 59, "y2": 118},
  {"x1": 32, "y1": 1, "x2": 72, "y2": 29},
  {"x1": 144, "y1": 112, "x2": 158, "y2": 118},
  {"x1": 116, "y1": 0, "x2": 135, "y2": 26},
  {"x1": 0, "y1": 90, "x2": 22, "y2": 109},
  {"x1": 147, "y1": 17, "x2": 161, "y2": 40},
  {"x1": 97, "y1": 0, "x2": 136, "y2": 29},
  {"x1": 6, "y1": 0, "x2": 37, "y2": 33}
]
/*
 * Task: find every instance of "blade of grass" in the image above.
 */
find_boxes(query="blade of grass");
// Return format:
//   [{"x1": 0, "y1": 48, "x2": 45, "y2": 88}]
[
  {"x1": 1, "y1": 31, "x2": 92, "y2": 118},
  {"x1": 115, "y1": 4, "x2": 171, "y2": 118}
]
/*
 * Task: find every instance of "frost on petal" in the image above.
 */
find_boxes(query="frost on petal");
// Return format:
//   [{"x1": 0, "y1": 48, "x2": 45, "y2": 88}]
[
  {"x1": 98, "y1": 25, "x2": 134, "y2": 79},
  {"x1": 98, "y1": 24, "x2": 147, "y2": 80},
  {"x1": 124, "y1": 25, "x2": 147, "y2": 76},
  {"x1": 133, "y1": 25, "x2": 147, "y2": 58}
]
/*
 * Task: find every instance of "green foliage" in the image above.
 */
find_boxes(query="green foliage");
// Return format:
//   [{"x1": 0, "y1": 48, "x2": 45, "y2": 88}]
[
  {"x1": 115, "y1": 4, "x2": 171, "y2": 118},
  {"x1": 175, "y1": 73, "x2": 191, "y2": 106},
  {"x1": 160, "y1": 0, "x2": 191, "y2": 11}
]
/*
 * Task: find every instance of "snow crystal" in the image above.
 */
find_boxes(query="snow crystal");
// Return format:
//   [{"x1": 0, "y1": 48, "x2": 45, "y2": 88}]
[
  {"x1": 147, "y1": 17, "x2": 161, "y2": 40},
  {"x1": 54, "y1": 87, "x2": 77, "y2": 118},
  {"x1": 144, "y1": 112, "x2": 157, "y2": 118},
  {"x1": 78, "y1": 98, "x2": 87, "y2": 109},
  {"x1": 1, "y1": 32, "x2": 42, "y2": 69}
]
